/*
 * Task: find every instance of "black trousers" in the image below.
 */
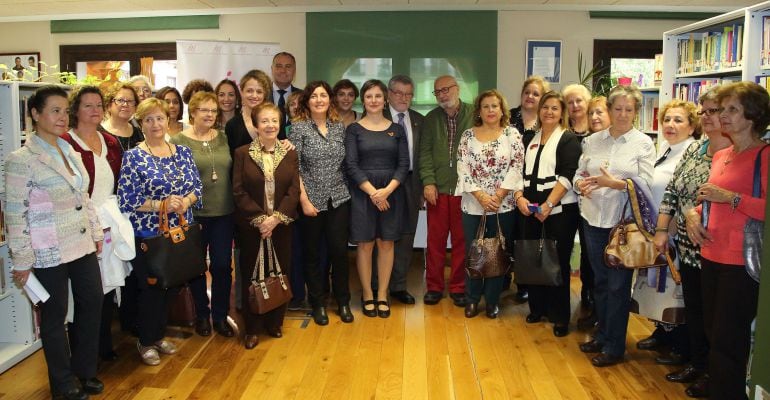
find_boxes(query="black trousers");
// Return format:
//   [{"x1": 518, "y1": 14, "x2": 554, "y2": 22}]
[
  {"x1": 35, "y1": 252, "x2": 103, "y2": 393},
  {"x1": 576, "y1": 221, "x2": 594, "y2": 292},
  {"x1": 301, "y1": 200, "x2": 351, "y2": 307},
  {"x1": 701, "y1": 257, "x2": 758, "y2": 400},
  {"x1": 526, "y1": 204, "x2": 579, "y2": 325},
  {"x1": 678, "y1": 259, "x2": 708, "y2": 370},
  {"x1": 131, "y1": 238, "x2": 172, "y2": 346}
]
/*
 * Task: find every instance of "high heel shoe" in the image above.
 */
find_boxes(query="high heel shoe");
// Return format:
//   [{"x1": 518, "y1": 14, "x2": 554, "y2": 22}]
[
  {"x1": 361, "y1": 298, "x2": 377, "y2": 318},
  {"x1": 377, "y1": 300, "x2": 390, "y2": 318}
]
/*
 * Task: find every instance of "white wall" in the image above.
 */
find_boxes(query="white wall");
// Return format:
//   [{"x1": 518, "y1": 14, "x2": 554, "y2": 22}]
[{"x1": 1, "y1": 11, "x2": 692, "y2": 103}]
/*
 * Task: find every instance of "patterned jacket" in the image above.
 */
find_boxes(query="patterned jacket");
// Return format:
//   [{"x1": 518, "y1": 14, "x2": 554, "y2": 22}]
[{"x1": 4, "y1": 134, "x2": 103, "y2": 270}]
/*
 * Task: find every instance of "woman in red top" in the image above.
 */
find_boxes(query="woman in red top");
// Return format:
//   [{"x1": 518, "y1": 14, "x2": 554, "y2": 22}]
[{"x1": 686, "y1": 81, "x2": 769, "y2": 400}]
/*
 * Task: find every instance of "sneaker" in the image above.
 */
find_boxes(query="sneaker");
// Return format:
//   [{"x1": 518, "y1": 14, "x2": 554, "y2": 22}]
[
  {"x1": 153, "y1": 340, "x2": 178, "y2": 355},
  {"x1": 137, "y1": 341, "x2": 160, "y2": 366}
]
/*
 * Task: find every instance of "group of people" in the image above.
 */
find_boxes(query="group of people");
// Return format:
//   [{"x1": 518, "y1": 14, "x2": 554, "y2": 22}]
[{"x1": 4, "y1": 49, "x2": 767, "y2": 400}]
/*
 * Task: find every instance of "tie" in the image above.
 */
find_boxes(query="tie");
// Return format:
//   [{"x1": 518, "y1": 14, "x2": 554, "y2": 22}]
[
  {"x1": 398, "y1": 112, "x2": 413, "y2": 171},
  {"x1": 655, "y1": 147, "x2": 671, "y2": 167},
  {"x1": 277, "y1": 89, "x2": 287, "y2": 121}
]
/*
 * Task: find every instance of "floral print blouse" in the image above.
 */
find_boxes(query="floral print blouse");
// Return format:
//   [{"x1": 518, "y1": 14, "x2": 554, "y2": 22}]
[
  {"x1": 456, "y1": 126, "x2": 525, "y2": 215},
  {"x1": 659, "y1": 139, "x2": 712, "y2": 269}
]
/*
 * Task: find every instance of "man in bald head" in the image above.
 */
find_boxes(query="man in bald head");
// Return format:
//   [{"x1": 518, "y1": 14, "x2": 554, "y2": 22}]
[{"x1": 418, "y1": 76, "x2": 473, "y2": 307}]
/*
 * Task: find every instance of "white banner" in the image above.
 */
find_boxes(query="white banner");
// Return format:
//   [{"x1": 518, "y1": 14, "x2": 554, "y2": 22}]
[{"x1": 176, "y1": 40, "x2": 281, "y2": 94}]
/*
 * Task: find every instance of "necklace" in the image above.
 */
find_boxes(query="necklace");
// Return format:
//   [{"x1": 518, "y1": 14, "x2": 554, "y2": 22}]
[
  {"x1": 145, "y1": 141, "x2": 184, "y2": 187},
  {"x1": 204, "y1": 130, "x2": 218, "y2": 182}
]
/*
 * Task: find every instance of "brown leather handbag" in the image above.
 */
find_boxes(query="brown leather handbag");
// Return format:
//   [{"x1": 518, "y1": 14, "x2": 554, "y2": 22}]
[
  {"x1": 604, "y1": 179, "x2": 668, "y2": 270},
  {"x1": 167, "y1": 285, "x2": 196, "y2": 327},
  {"x1": 247, "y1": 237, "x2": 292, "y2": 314},
  {"x1": 465, "y1": 212, "x2": 512, "y2": 279}
]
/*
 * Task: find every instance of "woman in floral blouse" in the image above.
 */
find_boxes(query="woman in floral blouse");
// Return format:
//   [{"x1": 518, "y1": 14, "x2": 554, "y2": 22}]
[
  {"x1": 513, "y1": 91, "x2": 581, "y2": 337},
  {"x1": 456, "y1": 89, "x2": 524, "y2": 319}
]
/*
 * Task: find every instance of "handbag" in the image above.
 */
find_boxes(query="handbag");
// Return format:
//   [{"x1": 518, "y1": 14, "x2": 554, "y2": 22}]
[
  {"x1": 604, "y1": 179, "x2": 668, "y2": 269},
  {"x1": 139, "y1": 200, "x2": 207, "y2": 289},
  {"x1": 513, "y1": 226, "x2": 562, "y2": 286},
  {"x1": 247, "y1": 237, "x2": 292, "y2": 314},
  {"x1": 465, "y1": 212, "x2": 512, "y2": 279},
  {"x1": 744, "y1": 145, "x2": 769, "y2": 283},
  {"x1": 167, "y1": 285, "x2": 196, "y2": 327}
]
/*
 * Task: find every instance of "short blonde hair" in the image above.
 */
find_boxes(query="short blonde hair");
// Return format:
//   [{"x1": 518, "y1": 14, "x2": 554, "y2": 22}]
[
  {"x1": 472, "y1": 89, "x2": 511, "y2": 128},
  {"x1": 135, "y1": 98, "x2": 169, "y2": 124},
  {"x1": 607, "y1": 85, "x2": 643, "y2": 112},
  {"x1": 521, "y1": 76, "x2": 550, "y2": 96},
  {"x1": 562, "y1": 84, "x2": 591, "y2": 103},
  {"x1": 188, "y1": 91, "x2": 218, "y2": 124},
  {"x1": 537, "y1": 91, "x2": 569, "y2": 130},
  {"x1": 659, "y1": 99, "x2": 701, "y2": 139}
]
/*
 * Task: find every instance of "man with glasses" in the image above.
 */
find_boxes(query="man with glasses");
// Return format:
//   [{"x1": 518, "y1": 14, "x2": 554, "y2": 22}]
[{"x1": 418, "y1": 75, "x2": 472, "y2": 307}]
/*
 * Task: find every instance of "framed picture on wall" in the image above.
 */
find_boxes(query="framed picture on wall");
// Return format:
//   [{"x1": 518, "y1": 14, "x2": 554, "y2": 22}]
[
  {"x1": 0, "y1": 52, "x2": 40, "y2": 81},
  {"x1": 526, "y1": 41, "x2": 561, "y2": 83}
]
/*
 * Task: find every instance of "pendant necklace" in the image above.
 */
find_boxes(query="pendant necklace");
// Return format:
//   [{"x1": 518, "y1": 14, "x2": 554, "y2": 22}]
[{"x1": 202, "y1": 129, "x2": 218, "y2": 182}]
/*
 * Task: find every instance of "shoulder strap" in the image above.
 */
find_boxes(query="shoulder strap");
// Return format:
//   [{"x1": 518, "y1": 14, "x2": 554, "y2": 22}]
[{"x1": 752, "y1": 145, "x2": 769, "y2": 197}]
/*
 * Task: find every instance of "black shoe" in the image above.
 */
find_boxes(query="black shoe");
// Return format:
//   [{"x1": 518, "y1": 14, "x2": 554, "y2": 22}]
[
  {"x1": 390, "y1": 290, "x2": 415, "y2": 305},
  {"x1": 553, "y1": 324, "x2": 569, "y2": 337},
  {"x1": 525, "y1": 313, "x2": 543, "y2": 323},
  {"x1": 423, "y1": 291, "x2": 442, "y2": 305},
  {"x1": 581, "y1": 288, "x2": 595, "y2": 310},
  {"x1": 338, "y1": 304, "x2": 354, "y2": 323},
  {"x1": 666, "y1": 365, "x2": 703, "y2": 383},
  {"x1": 485, "y1": 304, "x2": 499, "y2": 319},
  {"x1": 514, "y1": 290, "x2": 529, "y2": 303},
  {"x1": 79, "y1": 377, "x2": 104, "y2": 395},
  {"x1": 449, "y1": 293, "x2": 466, "y2": 307},
  {"x1": 53, "y1": 387, "x2": 88, "y2": 400},
  {"x1": 656, "y1": 351, "x2": 687, "y2": 366},
  {"x1": 244, "y1": 334, "x2": 259, "y2": 349},
  {"x1": 685, "y1": 375, "x2": 709, "y2": 398},
  {"x1": 194, "y1": 318, "x2": 212, "y2": 337},
  {"x1": 579, "y1": 339, "x2": 603, "y2": 353},
  {"x1": 377, "y1": 301, "x2": 390, "y2": 318},
  {"x1": 266, "y1": 327, "x2": 283, "y2": 338},
  {"x1": 636, "y1": 335, "x2": 661, "y2": 351},
  {"x1": 464, "y1": 303, "x2": 480, "y2": 318},
  {"x1": 312, "y1": 306, "x2": 329, "y2": 326},
  {"x1": 213, "y1": 319, "x2": 235, "y2": 337},
  {"x1": 362, "y1": 299, "x2": 377, "y2": 318},
  {"x1": 591, "y1": 352, "x2": 624, "y2": 367},
  {"x1": 577, "y1": 311, "x2": 598, "y2": 331}
]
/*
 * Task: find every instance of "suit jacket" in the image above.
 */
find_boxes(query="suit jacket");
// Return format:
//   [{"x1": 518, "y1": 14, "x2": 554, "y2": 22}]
[
  {"x1": 276, "y1": 84, "x2": 300, "y2": 140},
  {"x1": 385, "y1": 107, "x2": 425, "y2": 230},
  {"x1": 5, "y1": 134, "x2": 103, "y2": 270}
]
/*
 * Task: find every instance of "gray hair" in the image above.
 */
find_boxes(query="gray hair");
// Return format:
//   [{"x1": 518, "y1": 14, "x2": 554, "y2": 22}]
[
  {"x1": 698, "y1": 87, "x2": 719, "y2": 105},
  {"x1": 562, "y1": 84, "x2": 591, "y2": 102},
  {"x1": 607, "y1": 85, "x2": 642, "y2": 112},
  {"x1": 389, "y1": 74, "x2": 414, "y2": 90},
  {"x1": 128, "y1": 74, "x2": 154, "y2": 91}
]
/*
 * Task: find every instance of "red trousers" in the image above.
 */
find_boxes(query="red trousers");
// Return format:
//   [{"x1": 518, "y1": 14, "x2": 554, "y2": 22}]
[{"x1": 425, "y1": 194, "x2": 466, "y2": 293}]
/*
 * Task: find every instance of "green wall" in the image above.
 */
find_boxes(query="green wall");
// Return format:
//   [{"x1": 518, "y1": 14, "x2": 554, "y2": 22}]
[{"x1": 750, "y1": 175, "x2": 770, "y2": 396}]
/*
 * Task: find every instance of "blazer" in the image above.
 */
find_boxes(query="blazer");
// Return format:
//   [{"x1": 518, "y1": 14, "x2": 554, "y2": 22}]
[
  {"x1": 384, "y1": 107, "x2": 425, "y2": 192},
  {"x1": 4, "y1": 134, "x2": 104, "y2": 271},
  {"x1": 61, "y1": 130, "x2": 123, "y2": 196},
  {"x1": 232, "y1": 141, "x2": 300, "y2": 229}
]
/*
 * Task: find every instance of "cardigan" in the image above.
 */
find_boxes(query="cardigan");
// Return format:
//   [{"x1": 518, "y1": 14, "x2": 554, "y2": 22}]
[
  {"x1": 4, "y1": 134, "x2": 104, "y2": 270},
  {"x1": 61, "y1": 130, "x2": 123, "y2": 196},
  {"x1": 419, "y1": 101, "x2": 474, "y2": 195}
]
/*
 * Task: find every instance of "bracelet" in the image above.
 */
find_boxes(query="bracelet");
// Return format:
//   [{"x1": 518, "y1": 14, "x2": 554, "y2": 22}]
[
  {"x1": 655, "y1": 227, "x2": 669, "y2": 232},
  {"x1": 513, "y1": 192, "x2": 523, "y2": 203}
]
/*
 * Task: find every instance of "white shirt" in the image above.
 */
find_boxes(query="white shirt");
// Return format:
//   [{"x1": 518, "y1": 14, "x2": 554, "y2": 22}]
[
  {"x1": 389, "y1": 105, "x2": 413, "y2": 170},
  {"x1": 574, "y1": 127, "x2": 656, "y2": 228},
  {"x1": 272, "y1": 82, "x2": 294, "y2": 105},
  {"x1": 650, "y1": 137, "x2": 695, "y2": 209}
]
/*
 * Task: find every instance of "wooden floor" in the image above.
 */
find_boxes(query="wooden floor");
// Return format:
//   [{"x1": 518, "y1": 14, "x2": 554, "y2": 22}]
[{"x1": 0, "y1": 252, "x2": 693, "y2": 400}]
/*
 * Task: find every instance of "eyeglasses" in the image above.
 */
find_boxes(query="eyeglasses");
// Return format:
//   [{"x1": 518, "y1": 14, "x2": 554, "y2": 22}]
[
  {"x1": 113, "y1": 98, "x2": 136, "y2": 106},
  {"x1": 390, "y1": 89, "x2": 414, "y2": 99},
  {"x1": 697, "y1": 107, "x2": 720, "y2": 116},
  {"x1": 135, "y1": 87, "x2": 152, "y2": 94},
  {"x1": 432, "y1": 85, "x2": 457, "y2": 97},
  {"x1": 196, "y1": 108, "x2": 218, "y2": 114}
]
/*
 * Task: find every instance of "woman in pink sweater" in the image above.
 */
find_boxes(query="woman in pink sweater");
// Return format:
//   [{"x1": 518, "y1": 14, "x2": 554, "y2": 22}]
[{"x1": 686, "y1": 81, "x2": 769, "y2": 400}]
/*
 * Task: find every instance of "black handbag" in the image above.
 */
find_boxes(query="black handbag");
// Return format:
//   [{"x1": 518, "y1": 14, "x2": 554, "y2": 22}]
[
  {"x1": 465, "y1": 212, "x2": 512, "y2": 279},
  {"x1": 513, "y1": 226, "x2": 562, "y2": 286},
  {"x1": 139, "y1": 200, "x2": 207, "y2": 289},
  {"x1": 248, "y1": 237, "x2": 292, "y2": 314},
  {"x1": 744, "y1": 145, "x2": 769, "y2": 283}
]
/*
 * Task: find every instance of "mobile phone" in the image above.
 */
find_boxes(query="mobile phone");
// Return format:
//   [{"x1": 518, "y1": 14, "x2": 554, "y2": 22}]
[
  {"x1": 702, "y1": 200, "x2": 710, "y2": 228},
  {"x1": 527, "y1": 203, "x2": 542, "y2": 213}
]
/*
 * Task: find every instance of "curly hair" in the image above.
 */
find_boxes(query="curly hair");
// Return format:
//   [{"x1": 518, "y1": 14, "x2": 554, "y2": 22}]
[
  {"x1": 472, "y1": 89, "x2": 511, "y2": 128},
  {"x1": 182, "y1": 79, "x2": 214, "y2": 104},
  {"x1": 715, "y1": 81, "x2": 770, "y2": 137},
  {"x1": 294, "y1": 81, "x2": 340, "y2": 123},
  {"x1": 659, "y1": 99, "x2": 702, "y2": 139}
]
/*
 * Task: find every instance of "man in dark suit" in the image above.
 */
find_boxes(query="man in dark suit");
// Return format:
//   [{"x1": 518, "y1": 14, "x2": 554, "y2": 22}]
[
  {"x1": 383, "y1": 74, "x2": 424, "y2": 304},
  {"x1": 271, "y1": 51, "x2": 300, "y2": 140}
]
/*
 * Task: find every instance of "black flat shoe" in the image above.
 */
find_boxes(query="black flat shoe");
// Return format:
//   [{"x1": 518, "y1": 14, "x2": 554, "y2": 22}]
[
  {"x1": 362, "y1": 299, "x2": 377, "y2": 318},
  {"x1": 515, "y1": 290, "x2": 529, "y2": 303},
  {"x1": 53, "y1": 387, "x2": 88, "y2": 400},
  {"x1": 666, "y1": 365, "x2": 703, "y2": 383},
  {"x1": 636, "y1": 335, "x2": 661, "y2": 351},
  {"x1": 485, "y1": 304, "x2": 499, "y2": 319},
  {"x1": 338, "y1": 304, "x2": 354, "y2": 323},
  {"x1": 266, "y1": 327, "x2": 283, "y2": 338},
  {"x1": 464, "y1": 303, "x2": 480, "y2": 318},
  {"x1": 685, "y1": 375, "x2": 709, "y2": 398},
  {"x1": 390, "y1": 290, "x2": 415, "y2": 305},
  {"x1": 423, "y1": 291, "x2": 442, "y2": 305},
  {"x1": 194, "y1": 318, "x2": 212, "y2": 337},
  {"x1": 213, "y1": 319, "x2": 235, "y2": 337},
  {"x1": 591, "y1": 352, "x2": 624, "y2": 367},
  {"x1": 553, "y1": 324, "x2": 569, "y2": 337},
  {"x1": 579, "y1": 339, "x2": 603, "y2": 353},
  {"x1": 656, "y1": 351, "x2": 688, "y2": 366},
  {"x1": 79, "y1": 377, "x2": 104, "y2": 395},
  {"x1": 525, "y1": 313, "x2": 543, "y2": 323},
  {"x1": 377, "y1": 300, "x2": 390, "y2": 318},
  {"x1": 244, "y1": 334, "x2": 258, "y2": 349},
  {"x1": 449, "y1": 293, "x2": 466, "y2": 307},
  {"x1": 312, "y1": 306, "x2": 329, "y2": 326}
]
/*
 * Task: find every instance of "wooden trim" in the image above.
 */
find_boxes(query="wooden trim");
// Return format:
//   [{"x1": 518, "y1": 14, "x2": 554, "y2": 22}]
[{"x1": 589, "y1": 11, "x2": 718, "y2": 20}]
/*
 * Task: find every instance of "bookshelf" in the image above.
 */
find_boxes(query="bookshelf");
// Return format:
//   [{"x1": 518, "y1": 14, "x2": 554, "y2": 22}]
[
  {"x1": 0, "y1": 81, "x2": 52, "y2": 374},
  {"x1": 660, "y1": 1, "x2": 770, "y2": 105},
  {"x1": 638, "y1": 87, "x2": 660, "y2": 137}
]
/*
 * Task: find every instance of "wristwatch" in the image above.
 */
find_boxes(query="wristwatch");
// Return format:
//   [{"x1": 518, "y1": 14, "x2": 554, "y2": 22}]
[
  {"x1": 545, "y1": 200, "x2": 554, "y2": 208},
  {"x1": 731, "y1": 192, "x2": 741, "y2": 212}
]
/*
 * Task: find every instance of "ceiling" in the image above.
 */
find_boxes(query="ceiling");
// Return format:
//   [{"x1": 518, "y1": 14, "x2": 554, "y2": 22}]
[{"x1": 0, "y1": 0, "x2": 759, "y2": 21}]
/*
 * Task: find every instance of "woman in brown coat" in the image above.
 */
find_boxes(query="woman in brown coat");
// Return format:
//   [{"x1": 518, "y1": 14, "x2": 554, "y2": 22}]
[{"x1": 232, "y1": 103, "x2": 300, "y2": 349}]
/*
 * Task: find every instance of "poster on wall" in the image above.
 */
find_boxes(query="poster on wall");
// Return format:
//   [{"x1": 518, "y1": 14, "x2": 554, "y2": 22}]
[
  {"x1": 0, "y1": 52, "x2": 39, "y2": 80},
  {"x1": 176, "y1": 40, "x2": 280, "y2": 98},
  {"x1": 526, "y1": 41, "x2": 561, "y2": 83}
]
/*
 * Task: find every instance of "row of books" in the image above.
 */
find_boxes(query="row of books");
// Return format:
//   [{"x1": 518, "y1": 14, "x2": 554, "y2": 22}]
[
  {"x1": 636, "y1": 95, "x2": 659, "y2": 133},
  {"x1": 755, "y1": 75, "x2": 770, "y2": 91},
  {"x1": 672, "y1": 78, "x2": 739, "y2": 102},
  {"x1": 18, "y1": 96, "x2": 32, "y2": 133},
  {"x1": 675, "y1": 24, "x2": 743, "y2": 75}
]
